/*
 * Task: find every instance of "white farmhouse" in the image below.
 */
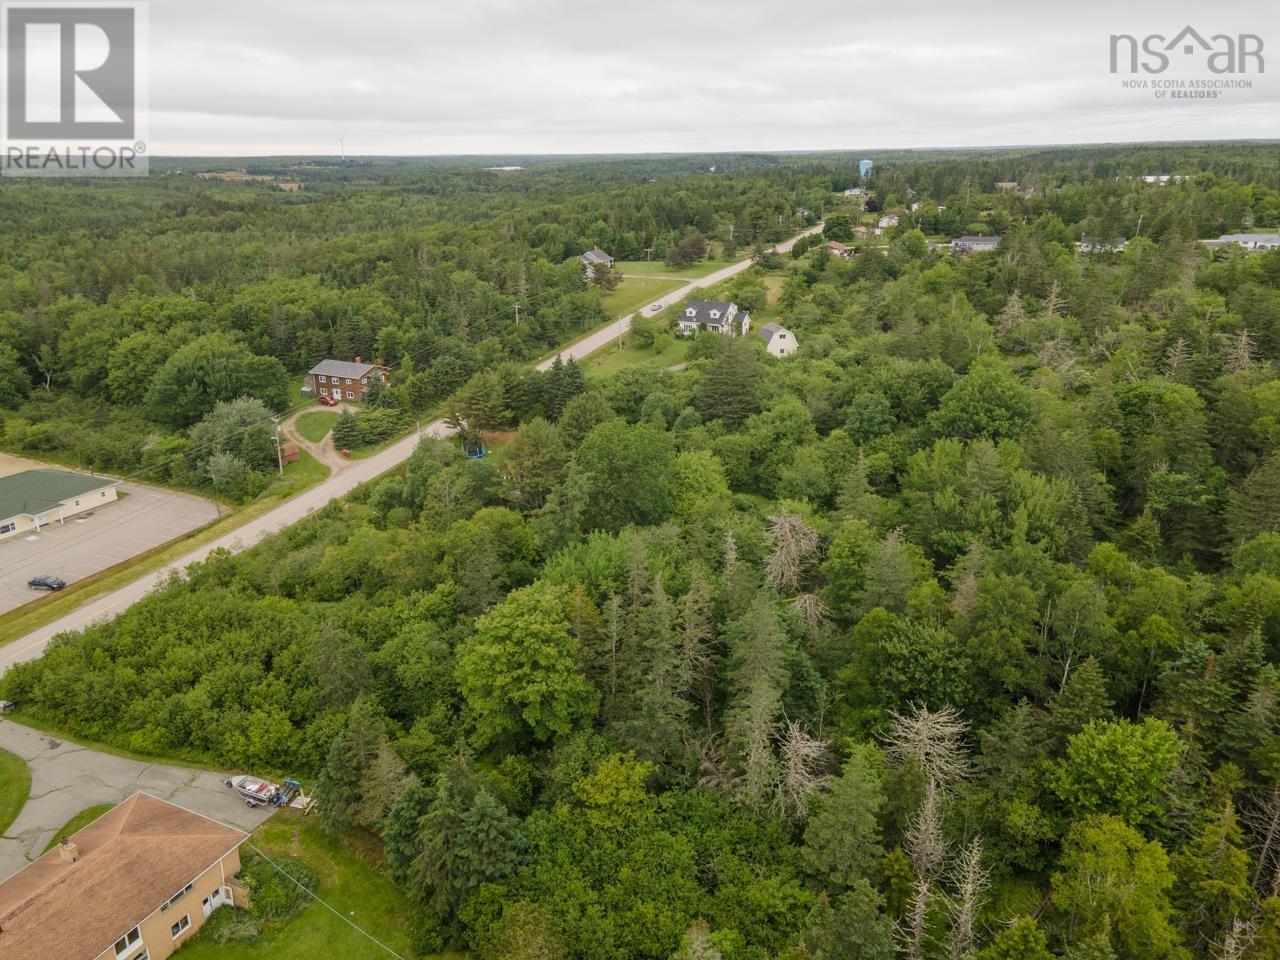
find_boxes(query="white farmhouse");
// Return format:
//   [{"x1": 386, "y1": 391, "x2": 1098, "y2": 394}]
[{"x1": 676, "y1": 300, "x2": 750, "y2": 337}]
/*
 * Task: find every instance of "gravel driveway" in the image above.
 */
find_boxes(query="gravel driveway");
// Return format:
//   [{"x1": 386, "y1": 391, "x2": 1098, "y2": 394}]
[{"x1": 0, "y1": 720, "x2": 276, "y2": 882}]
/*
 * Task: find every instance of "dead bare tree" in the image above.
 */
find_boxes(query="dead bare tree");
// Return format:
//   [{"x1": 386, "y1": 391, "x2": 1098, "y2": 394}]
[
  {"x1": 1243, "y1": 785, "x2": 1280, "y2": 894},
  {"x1": 947, "y1": 836, "x2": 990, "y2": 959},
  {"x1": 685, "y1": 731, "x2": 740, "y2": 795},
  {"x1": 771, "y1": 719, "x2": 830, "y2": 823},
  {"x1": 791, "y1": 592, "x2": 830, "y2": 628},
  {"x1": 899, "y1": 779, "x2": 947, "y2": 960},
  {"x1": 764, "y1": 512, "x2": 821, "y2": 595},
  {"x1": 1161, "y1": 337, "x2": 1192, "y2": 379},
  {"x1": 882, "y1": 703, "x2": 971, "y2": 790},
  {"x1": 1226, "y1": 328, "x2": 1256, "y2": 373},
  {"x1": 1213, "y1": 918, "x2": 1255, "y2": 960}
]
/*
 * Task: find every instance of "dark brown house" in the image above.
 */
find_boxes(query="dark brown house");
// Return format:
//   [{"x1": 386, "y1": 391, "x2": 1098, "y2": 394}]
[{"x1": 304, "y1": 357, "x2": 388, "y2": 402}]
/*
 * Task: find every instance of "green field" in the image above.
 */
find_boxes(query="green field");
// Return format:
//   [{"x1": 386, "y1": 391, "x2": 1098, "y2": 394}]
[
  {"x1": 0, "y1": 747, "x2": 30, "y2": 835},
  {"x1": 177, "y1": 811, "x2": 452, "y2": 960},
  {"x1": 43, "y1": 803, "x2": 112, "y2": 852},
  {"x1": 613, "y1": 258, "x2": 734, "y2": 279},
  {"x1": 600, "y1": 276, "x2": 685, "y2": 318},
  {"x1": 588, "y1": 334, "x2": 689, "y2": 379},
  {"x1": 293, "y1": 410, "x2": 338, "y2": 443}
]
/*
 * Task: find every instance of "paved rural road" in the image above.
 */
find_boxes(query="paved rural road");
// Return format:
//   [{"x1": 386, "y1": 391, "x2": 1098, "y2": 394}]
[
  {"x1": 0, "y1": 719, "x2": 275, "y2": 882},
  {"x1": 0, "y1": 225, "x2": 821, "y2": 674},
  {"x1": 534, "y1": 224, "x2": 824, "y2": 371},
  {"x1": 0, "y1": 423, "x2": 451, "y2": 674}
]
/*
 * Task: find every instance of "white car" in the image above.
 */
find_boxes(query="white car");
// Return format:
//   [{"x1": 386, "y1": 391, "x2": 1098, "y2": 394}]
[{"x1": 650, "y1": 303, "x2": 663, "y2": 312}]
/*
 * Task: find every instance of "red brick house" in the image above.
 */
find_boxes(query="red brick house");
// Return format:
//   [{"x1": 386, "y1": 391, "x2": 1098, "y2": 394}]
[{"x1": 305, "y1": 357, "x2": 388, "y2": 402}]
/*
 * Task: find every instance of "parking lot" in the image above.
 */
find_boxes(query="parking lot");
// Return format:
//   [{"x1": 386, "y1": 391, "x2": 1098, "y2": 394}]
[{"x1": 0, "y1": 481, "x2": 220, "y2": 616}]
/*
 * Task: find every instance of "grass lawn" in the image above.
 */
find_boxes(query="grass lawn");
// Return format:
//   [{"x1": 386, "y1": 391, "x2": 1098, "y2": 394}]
[
  {"x1": 588, "y1": 335, "x2": 690, "y2": 379},
  {"x1": 600, "y1": 277, "x2": 685, "y2": 318},
  {"x1": 43, "y1": 803, "x2": 112, "y2": 852},
  {"x1": 0, "y1": 747, "x2": 30, "y2": 835},
  {"x1": 177, "y1": 810, "x2": 456, "y2": 960},
  {"x1": 613, "y1": 258, "x2": 735, "y2": 279},
  {"x1": 294, "y1": 410, "x2": 338, "y2": 443},
  {"x1": 0, "y1": 447, "x2": 328, "y2": 650}
]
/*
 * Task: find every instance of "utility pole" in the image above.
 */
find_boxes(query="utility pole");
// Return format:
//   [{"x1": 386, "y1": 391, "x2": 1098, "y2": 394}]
[
  {"x1": 645, "y1": 247, "x2": 653, "y2": 275},
  {"x1": 514, "y1": 302, "x2": 521, "y2": 326},
  {"x1": 336, "y1": 138, "x2": 345, "y2": 162},
  {"x1": 272, "y1": 416, "x2": 284, "y2": 475}
]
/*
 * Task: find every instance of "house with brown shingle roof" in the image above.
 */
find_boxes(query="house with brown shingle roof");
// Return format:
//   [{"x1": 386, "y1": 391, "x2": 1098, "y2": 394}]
[{"x1": 0, "y1": 793, "x2": 249, "y2": 960}]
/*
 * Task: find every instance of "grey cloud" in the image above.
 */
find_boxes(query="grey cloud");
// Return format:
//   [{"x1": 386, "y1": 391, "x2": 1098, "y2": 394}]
[{"x1": 142, "y1": 0, "x2": 1279, "y2": 154}]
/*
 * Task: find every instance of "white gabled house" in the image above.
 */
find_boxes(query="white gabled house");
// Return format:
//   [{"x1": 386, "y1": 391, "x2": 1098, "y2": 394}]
[
  {"x1": 579, "y1": 247, "x2": 614, "y2": 276},
  {"x1": 758, "y1": 322, "x2": 797, "y2": 358},
  {"x1": 677, "y1": 300, "x2": 750, "y2": 337}
]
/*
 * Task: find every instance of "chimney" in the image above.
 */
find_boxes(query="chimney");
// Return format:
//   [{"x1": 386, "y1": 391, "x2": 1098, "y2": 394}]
[
  {"x1": 58, "y1": 839, "x2": 79, "y2": 863},
  {"x1": 354, "y1": 355, "x2": 362, "y2": 364}
]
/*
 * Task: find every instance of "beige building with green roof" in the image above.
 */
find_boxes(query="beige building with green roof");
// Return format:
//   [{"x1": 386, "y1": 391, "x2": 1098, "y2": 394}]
[{"x1": 0, "y1": 469, "x2": 117, "y2": 542}]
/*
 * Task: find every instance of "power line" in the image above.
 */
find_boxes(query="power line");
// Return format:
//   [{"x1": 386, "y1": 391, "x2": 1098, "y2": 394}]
[{"x1": 246, "y1": 842, "x2": 407, "y2": 960}]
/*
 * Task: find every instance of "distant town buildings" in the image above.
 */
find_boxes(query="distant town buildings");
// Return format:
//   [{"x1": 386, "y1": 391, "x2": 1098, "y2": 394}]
[
  {"x1": 824, "y1": 240, "x2": 854, "y2": 258},
  {"x1": 841, "y1": 187, "x2": 863, "y2": 197},
  {"x1": 1202, "y1": 233, "x2": 1280, "y2": 252},
  {"x1": 677, "y1": 300, "x2": 750, "y2": 337},
  {"x1": 1077, "y1": 237, "x2": 1128, "y2": 253},
  {"x1": 950, "y1": 235, "x2": 1001, "y2": 255}
]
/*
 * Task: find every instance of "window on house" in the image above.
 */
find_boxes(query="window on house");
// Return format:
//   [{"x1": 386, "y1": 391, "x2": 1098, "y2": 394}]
[
  {"x1": 345, "y1": 378, "x2": 352, "y2": 384},
  {"x1": 319, "y1": 375, "x2": 327, "y2": 383},
  {"x1": 162, "y1": 882, "x2": 193, "y2": 910},
  {"x1": 361, "y1": 378, "x2": 368, "y2": 385},
  {"x1": 114, "y1": 927, "x2": 141, "y2": 957},
  {"x1": 171, "y1": 915, "x2": 190, "y2": 938},
  {"x1": 346, "y1": 391, "x2": 354, "y2": 399},
  {"x1": 0, "y1": 522, "x2": 15, "y2": 535}
]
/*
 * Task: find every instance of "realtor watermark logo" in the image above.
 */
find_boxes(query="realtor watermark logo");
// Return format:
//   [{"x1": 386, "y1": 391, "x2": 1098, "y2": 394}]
[
  {"x1": 1, "y1": 1, "x2": 148, "y2": 176},
  {"x1": 1109, "y1": 27, "x2": 1263, "y2": 101}
]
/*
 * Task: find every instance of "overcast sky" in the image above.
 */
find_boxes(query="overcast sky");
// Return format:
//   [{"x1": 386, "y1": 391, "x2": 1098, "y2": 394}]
[{"x1": 143, "y1": 0, "x2": 1279, "y2": 156}]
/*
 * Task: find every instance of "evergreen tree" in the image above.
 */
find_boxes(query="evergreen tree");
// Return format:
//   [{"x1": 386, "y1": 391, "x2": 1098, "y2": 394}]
[
  {"x1": 799, "y1": 881, "x2": 895, "y2": 960},
  {"x1": 412, "y1": 775, "x2": 524, "y2": 918},
  {"x1": 332, "y1": 409, "x2": 361, "y2": 449},
  {"x1": 1174, "y1": 799, "x2": 1254, "y2": 950},
  {"x1": 802, "y1": 743, "x2": 887, "y2": 893},
  {"x1": 384, "y1": 776, "x2": 432, "y2": 886},
  {"x1": 1228, "y1": 451, "x2": 1280, "y2": 546},
  {"x1": 1049, "y1": 657, "x2": 1114, "y2": 749},
  {"x1": 693, "y1": 337, "x2": 762, "y2": 427},
  {"x1": 316, "y1": 698, "x2": 383, "y2": 831}
]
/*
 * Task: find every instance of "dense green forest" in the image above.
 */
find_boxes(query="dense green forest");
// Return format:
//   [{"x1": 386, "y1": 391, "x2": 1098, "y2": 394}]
[{"x1": 4, "y1": 144, "x2": 1280, "y2": 959}]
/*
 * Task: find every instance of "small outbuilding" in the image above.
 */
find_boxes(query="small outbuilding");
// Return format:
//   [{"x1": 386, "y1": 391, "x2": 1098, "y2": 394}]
[{"x1": 758, "y1": 323, "x2": 797, "y2": 358}]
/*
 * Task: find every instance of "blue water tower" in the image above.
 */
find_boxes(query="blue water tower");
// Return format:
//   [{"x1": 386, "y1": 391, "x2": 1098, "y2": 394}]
[{"x1": 859, "y1": 159, "x2": 873, "y2": 178}]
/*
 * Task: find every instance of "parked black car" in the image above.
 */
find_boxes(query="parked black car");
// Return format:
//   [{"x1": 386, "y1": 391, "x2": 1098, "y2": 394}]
[{"x1": 27, "y1": 575, "x2": 66, "y2": 591}]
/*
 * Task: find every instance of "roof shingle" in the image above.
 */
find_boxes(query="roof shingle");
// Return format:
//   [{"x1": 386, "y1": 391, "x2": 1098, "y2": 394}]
[{"x1": 0, "y1": 793, "x2": 247, "y2": 960}]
